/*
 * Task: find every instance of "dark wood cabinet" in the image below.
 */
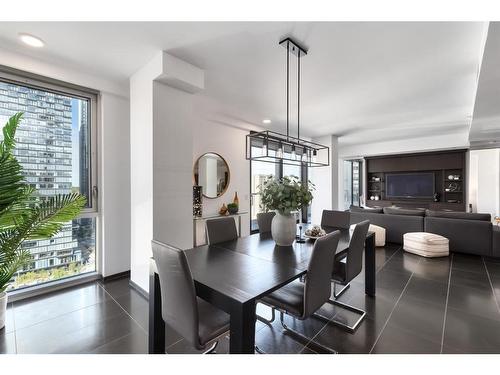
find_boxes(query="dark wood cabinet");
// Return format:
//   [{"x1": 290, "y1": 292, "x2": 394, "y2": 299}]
[{"x1": 365, "y1": 150, "x2": 467, "y2": 212}]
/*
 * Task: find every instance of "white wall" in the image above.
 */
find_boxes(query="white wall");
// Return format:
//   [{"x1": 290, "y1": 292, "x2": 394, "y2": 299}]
[
  {"x1": 310, "y1": 135, "x2": 334, "y2": 224},
  {"x1": 469, "y1": 148, "x2": 500, "y2": 219},
  {"x1": 0, "y1": 48, "x2": 131, "y2": 278},
  {"x1": 192, "y1": 118, "x2": 251, "y2": 245}
]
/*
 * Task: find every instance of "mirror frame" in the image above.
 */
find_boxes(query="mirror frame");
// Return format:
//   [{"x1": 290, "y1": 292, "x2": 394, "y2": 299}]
[{"x1": 193, "y1": 152, "x2": 231, "y2": 199}]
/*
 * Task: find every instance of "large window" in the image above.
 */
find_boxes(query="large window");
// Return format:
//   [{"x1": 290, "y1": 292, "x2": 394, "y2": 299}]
[
  {"x1": 250, "y1": 145, "x2": 310, "y2": 232},
  {"x1": 0, "y1": 69, "x2": 98, "y2": 291}
]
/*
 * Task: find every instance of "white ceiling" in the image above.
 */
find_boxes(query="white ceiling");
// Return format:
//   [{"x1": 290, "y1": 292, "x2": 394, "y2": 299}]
[
  {"x1": 470, "y1": 22, "x2": 500, "y2": 147},
  {"x1": 0, "y1": 22, "x2": 489, "y2": 144}
]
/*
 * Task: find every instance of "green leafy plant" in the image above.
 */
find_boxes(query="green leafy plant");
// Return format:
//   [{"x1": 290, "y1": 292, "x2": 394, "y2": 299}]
[
  {"x1": 258, "y1": 175, "x2": 314, "y2": 215},
  {"x1": 0, "y1": 113, "x2": 86, "y2": 293}
]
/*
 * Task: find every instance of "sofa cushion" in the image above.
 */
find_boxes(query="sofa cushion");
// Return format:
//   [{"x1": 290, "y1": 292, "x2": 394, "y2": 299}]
[
  {"x1": 383, "y1": 207, "x2": 425, "y2": 217},
  {"x1": 350, "y1": 206, "x2": 383, "y2": 214},
  {"x1": 425, "y1": 210, "x2": 491, "y2": 222}
]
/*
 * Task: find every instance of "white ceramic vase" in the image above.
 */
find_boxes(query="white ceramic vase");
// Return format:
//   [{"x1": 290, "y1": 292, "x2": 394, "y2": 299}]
[
  {"x1": 0, "y1": 291, "x2": 7, "y2": 330},
  {"x1": 271, "y1": 212, "x2": 296, "y2": 246}
]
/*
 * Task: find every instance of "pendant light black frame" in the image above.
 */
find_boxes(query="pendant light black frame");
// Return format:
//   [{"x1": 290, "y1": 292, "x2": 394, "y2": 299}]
[{"x1": 246, "y1": 37, "x2": 330, "y2": 168}]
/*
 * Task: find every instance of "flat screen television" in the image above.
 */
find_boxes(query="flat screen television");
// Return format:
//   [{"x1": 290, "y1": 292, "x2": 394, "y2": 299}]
[{"x1": 385, "y1": 172, "x2": 435, "y2": 199}]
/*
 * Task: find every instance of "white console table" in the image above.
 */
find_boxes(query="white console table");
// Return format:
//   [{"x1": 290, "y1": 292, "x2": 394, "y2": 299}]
[{"x1": 193, "y1": 211, "x2": 249, "y2": 247}]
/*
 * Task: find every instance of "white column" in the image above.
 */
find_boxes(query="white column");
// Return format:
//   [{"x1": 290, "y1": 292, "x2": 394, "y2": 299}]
[{"x1": 130, "y1": 52, "x2": 204, "y2": 292}]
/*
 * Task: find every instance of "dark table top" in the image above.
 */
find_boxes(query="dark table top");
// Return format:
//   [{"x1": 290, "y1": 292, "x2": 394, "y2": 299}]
[{"x1": 184, "y1": 227, "x2": 352, "y2": 304}]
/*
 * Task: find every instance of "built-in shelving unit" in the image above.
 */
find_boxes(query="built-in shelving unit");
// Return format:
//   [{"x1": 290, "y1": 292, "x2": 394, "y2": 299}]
[{"x1": 365, "y1": 150, "x2": 467, "y2": 212}]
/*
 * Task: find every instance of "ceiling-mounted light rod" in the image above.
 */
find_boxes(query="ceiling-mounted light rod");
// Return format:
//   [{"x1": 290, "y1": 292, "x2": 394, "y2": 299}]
[{"x1": 279, "y1": 38, "x2": 308, "y2": 147}]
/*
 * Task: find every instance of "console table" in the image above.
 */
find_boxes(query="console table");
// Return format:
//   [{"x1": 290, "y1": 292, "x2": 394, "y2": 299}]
[{"x1": 192, "y1": 212, "x2": 249, "y2": 247}]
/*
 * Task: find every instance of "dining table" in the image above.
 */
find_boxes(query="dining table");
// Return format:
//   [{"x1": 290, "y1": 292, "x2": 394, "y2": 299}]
[{"x1": 148, "y1": 226, "x2": 376, "y2": 354}]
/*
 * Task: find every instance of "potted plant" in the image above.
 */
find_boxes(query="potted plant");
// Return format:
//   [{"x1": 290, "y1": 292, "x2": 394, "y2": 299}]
[
  {"x1": 258, "y1": 175, "x2": 314, "y2": 246},
  {"x1": 227, "y1": 203, "x2": 239, "y2": 215},
  {"x1": 0, "y1": 113, "x2": 86, "y2": 330}
]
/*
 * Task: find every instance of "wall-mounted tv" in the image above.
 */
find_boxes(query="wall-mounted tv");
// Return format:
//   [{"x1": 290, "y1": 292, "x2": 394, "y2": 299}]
[{"x1": 385, "y1": 172, "x2": 435, "y2": 199}]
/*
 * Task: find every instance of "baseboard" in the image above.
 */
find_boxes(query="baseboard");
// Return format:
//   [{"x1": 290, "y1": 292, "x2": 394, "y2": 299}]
[
  {"x1": 102, "y1": 270, "x2": 131, "y2": 282},
  {"x1": 129, "y1": 279, "x2": 149, "y2": 300}
]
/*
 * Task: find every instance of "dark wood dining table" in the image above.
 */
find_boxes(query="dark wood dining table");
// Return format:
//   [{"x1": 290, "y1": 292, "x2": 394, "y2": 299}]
[{"x1": 148, "y1": 227, "x2": 376, "y2": 354}]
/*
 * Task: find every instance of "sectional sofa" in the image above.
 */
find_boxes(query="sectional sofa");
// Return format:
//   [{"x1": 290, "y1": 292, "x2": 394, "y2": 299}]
[{"x1": 349, "y1": 206, "x2": 500, "y2": 258}]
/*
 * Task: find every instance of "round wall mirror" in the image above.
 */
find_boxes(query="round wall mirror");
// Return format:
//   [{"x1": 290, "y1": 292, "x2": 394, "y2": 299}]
[{"x1": 193, "y1": 152, "x2": 230, "y2": 199}]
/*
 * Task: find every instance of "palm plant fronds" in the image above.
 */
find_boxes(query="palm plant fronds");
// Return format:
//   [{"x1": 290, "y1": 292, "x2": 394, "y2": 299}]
[{"x1": 0, "y1": 112, "x2": 86, "y2": 292}]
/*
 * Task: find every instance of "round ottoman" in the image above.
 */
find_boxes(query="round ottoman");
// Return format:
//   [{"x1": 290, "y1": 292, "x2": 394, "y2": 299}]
[
  {"x1": 350, "y1": 223, "x2": 386, "y2": 247},
  {"x1": 403, "y1": 232, "x2": 449, "y2": 257}
]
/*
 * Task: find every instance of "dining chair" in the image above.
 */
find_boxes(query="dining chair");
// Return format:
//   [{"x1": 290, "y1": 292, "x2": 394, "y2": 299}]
[
  {"x1": 328, "y1": 219, "x2": 370, "y2": 332},
  {"x1": 151, "y1": 240, "x2": 230, "y2": 353},
  {"x1": 321, "y1": 209, "x2": 351, "y2": 229},
  {"x1": 205, "y1": 217, "x2": 238, "y2": 245},
  {"x1": 256, "y1": 211, "x2": 275, "y2": 234},
  {"x1": 257, "y1": 230, "x2": 341, "y2": 353}
]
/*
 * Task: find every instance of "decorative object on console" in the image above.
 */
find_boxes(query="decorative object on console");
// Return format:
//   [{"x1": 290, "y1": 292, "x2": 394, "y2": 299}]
[
  {"x1": 258, "y1": 175, "x2": 314, "y2": 246},
  {"x1": 193, "y1": 185, "x2": 203, "y2": 217},
  {"x1": 227, "y1": 203, "x2": 239, "y2": 215},
  {"x1": 433, "y1": 192, "x2": 440, "y2": 202},
  {"x1": 246, "y1": 38, "x2": 329, "y2": 168},
  {"x1": 370, "y1": 195, "x2": 375, "y2": 200},
  {"x1": 495, "y1": 216, "x2": 500, "y2": 226},
  {"x1": 233, "y1": 192, "x2": 239, "y2": 207},
  {"x1": 219, "y1": 203, "x2": 228, "y2": 215}
]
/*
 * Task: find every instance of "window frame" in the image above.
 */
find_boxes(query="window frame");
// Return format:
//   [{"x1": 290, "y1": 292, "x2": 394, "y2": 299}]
[{"x1": 0, "y1": 65, "x2": 99, "y2": 214}]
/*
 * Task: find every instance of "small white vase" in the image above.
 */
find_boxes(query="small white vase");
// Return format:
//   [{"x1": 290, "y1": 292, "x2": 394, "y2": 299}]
[
  {"x1": 0, "y1": 291, "x2": 7, "y2": 330},
  {"x1": 271, "y1": 212, "x2": 296, "y2": 246}
]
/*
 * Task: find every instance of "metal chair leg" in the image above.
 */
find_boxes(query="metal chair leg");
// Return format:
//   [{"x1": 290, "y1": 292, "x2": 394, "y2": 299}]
[
  {"x1": 279, "y1": 311, "x2": 337, "y2": 354},
  {"x1": 333, "y1": 282, "x2": 350, "y2": 299},
  {"x1": 203, "y1": 340, "x2": 218, "y2": 354},
  {"x1": 255, "y1": 345, "x2": 266, "y2": 354},
  {"x1": 326, "y1": 298, "x2": 366, "y2": 333},
  {"x1": 256, "y1": 303, "x2": 276, "y2": 325}
]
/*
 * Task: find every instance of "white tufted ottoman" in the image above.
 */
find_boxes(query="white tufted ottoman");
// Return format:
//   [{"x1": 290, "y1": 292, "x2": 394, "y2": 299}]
[
  {"x1": 350, "y1": 223, "x2": 386, "y2": 247},
  {"x1": 403, "y1": 232, "x2": 449, "y2": 257}
]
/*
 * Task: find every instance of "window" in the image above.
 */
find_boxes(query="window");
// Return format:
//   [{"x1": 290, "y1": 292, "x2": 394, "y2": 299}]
[
  {"x1": 0, "y1": 69, "x2": 98, "y2": 291},
  {"x1": 343, "y1": 159, "x2": 363, "y2": 210},
  {"x1": 250, "y1": 144, "x2": 310, "y2": 233}
]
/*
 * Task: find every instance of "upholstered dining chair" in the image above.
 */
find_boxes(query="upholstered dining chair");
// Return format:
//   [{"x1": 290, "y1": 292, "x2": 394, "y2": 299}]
[
  {"x1": 321, "y1": 209, "x2": 351, "y2": 229},
  {"x1": 257, "y1": 230, "x2": 341, "y2": 353},
  {"x1": 256, "y1": 211, "x2": 275, "y2": 234},
  {"x1": 152, "y1": 240, "x2": 230, "y2": 353},
  {"x1": 328, "y1": 219, "x2": 370, "y2": 332},
  {"x1": 205, "y1": 217, "x2": 238, "y2": 245}
]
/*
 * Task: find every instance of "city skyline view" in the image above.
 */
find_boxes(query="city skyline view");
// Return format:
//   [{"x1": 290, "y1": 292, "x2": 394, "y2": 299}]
[{"x1": 0, "y1": 79, "x2": 95, "y2": 290}]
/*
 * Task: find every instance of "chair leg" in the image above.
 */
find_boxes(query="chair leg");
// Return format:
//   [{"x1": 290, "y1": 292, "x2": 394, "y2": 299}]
[
  {"x1": 202, "y1": 340, "x2": 219, "y2": 354},
  {"x1": 279, "y1": 311, "x2": 337, "y2": 354},
  {"x1": 255, "y1": 345, "x2": 266, "y2": 354},
  {"x1": 256, "y1": 303, "x2": 276, "y2": 325},
  {"x1": 333, "y1": 282, "x2": 350, "y2": 299},
  {"x1": 325, "y1": 298, "x2": 366, "y2": 333}
]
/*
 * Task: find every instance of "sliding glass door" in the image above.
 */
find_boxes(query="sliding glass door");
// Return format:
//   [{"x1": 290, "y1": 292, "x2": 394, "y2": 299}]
[{"x1": 343, "y1": 159, "x2": 363, "y2": 209}]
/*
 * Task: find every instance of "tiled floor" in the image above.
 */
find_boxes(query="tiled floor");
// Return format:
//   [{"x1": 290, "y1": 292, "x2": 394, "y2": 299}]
[{"x1": 2, "y1": 244, "x2": 500, "y2": 354}]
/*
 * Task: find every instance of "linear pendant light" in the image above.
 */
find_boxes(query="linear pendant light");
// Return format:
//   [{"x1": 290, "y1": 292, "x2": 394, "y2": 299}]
[{"x1": 246, "y1": 37, "x2": 329, "y2": 167}]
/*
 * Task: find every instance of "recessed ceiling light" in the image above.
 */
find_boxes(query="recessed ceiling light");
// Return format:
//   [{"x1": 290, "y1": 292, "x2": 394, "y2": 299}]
[
  {"x1": 18, "y1": 33, "x2": 45, "y2": 48},
  {"x1": 262, "y1": 119, "x2": 272, "y2": 124}
]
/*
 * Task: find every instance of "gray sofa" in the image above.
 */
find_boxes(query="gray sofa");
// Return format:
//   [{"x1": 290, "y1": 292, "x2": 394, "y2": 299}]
[{"x1": 350, "y1": 206, "x2": 500, "y2": 258}]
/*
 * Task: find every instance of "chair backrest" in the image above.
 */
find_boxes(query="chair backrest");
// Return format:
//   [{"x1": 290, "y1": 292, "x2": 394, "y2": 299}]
[
  {"x1": 257, "y1": 211, "x2": 275, "y2": 234},
  {"x1": 205, "y1": 217, "x2": 238, "y2": 245},
  {"x1": 151, "y1": 240, "x2": 199, "y2": 347},
  {"x1": 303, "y1": 230, "x2": 341, "y2": 317},
  {"x1": 345, "y1": 220, "x2": 370, "y2": 282},
  {"x1": 321, "y1": 210, "x2": 351, "y2": 229}
]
